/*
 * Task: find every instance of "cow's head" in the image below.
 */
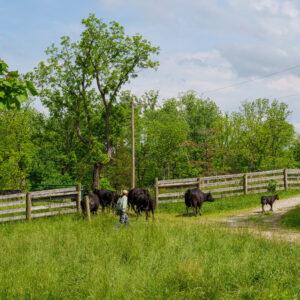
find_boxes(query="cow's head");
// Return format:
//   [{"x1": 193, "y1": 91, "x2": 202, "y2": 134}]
[
  {"x1": 206, "y1": 192, "x2": 214, "y2": 202},
  {"x1": 274, "y1": 194, "x2": 279, "y2": 200}
]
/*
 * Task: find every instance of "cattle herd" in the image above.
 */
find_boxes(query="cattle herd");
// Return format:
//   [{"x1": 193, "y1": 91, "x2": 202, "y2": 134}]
[
  {"x1": 81, "y1": 187, "x2": 155, "y2": 220},
  {"x1": 0, "y1": 187, "x2": 279, "y2": 219}
]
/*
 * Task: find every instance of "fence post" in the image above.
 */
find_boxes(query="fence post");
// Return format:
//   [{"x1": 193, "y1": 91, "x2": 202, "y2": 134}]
[
  {"x1": 84, "y1": 195, "x2": 91, "y2": 222},
  {"x1": 26, "y1": 192, "x2": 32, "y2": 221},
  {"x1": 243, "y1": 174, "x2": 248, "y2": 195},
  {"x1": 155, "y1": 178, "x2": 159, "y2": 209},
  {"x1": 76, "y1": 183, "x2": 82, "y2": 213},
  {"x1": 197, "y1": 177, "x2": 201, "y2": 189},
  {"x1": 284, "y1": 169, "x2": 288, "y2": 191}
]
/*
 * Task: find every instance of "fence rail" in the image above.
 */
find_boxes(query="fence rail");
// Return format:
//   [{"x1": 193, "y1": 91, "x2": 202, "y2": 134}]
[
  {"x1": 154, "y1": 169, "x2": 300, "y2": 206},
  {"x1": 0, "y1": 184, "x2": 82, "y2": 223}
]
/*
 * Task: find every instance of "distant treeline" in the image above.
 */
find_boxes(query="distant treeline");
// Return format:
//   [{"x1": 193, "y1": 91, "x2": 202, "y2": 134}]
[{"x1": 0, "y1": 91, "x2": 299, "y2": 191}]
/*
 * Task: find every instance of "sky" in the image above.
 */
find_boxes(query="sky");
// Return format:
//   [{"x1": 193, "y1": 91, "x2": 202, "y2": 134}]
[{"x1": 1, "y1": 0, "x2": 300, "y2": 130}]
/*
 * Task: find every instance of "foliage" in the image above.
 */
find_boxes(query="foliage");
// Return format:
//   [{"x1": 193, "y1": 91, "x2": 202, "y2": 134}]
[
  {"x1": 292, "y1": 134, "x2": 300, "y2": 168},
  {"x1": 31, "y1": 14, "x2": 159, "y2": 189},
  {"x1": 28, "y1": 112, "x2": 77, "y2": 186},
  {"x1": 0, "y1": 59, "x2": 37, "y2": 110},
  {"x1": 0, "y1": 109, "x2": 35, "y2": 190},
  {"x1": 267, "y1": 180, "x2": 277, "y2": 193},
  {"x1": 229, "y1": 98, "x2": 295, "y2": 172}
]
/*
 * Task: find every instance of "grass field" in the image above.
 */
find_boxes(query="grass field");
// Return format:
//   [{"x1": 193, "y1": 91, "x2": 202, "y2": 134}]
[
  {"x1": 0, "y1": 191, "x2": 300, "y2": 299},
  {"x1": 280, "y1": 205, "x2": 300, "y2": 231}
]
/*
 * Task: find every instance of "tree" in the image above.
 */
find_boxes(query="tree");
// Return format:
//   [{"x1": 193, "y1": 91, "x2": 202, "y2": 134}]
[
  {"x1": 292, "y1": 134, "x2": 300, "y2": 167},
  {"x1": 231, "y1": 99, "x2": 295, "y2": 171},
  {"x1": 28, "y1": 112, "x2": 78, "y2": 186},
  {"x1": 32, "y1": 14, "x2": 159, "y2": 189},
  {"x1": 0, "y1": 109, "x2": 35, "y2": 190},
  {"x1": 0, "y1": 59, "x2": 37, "y2": 110},
  {"x1": 178, "y1": 91, "x2": 221, "y2": 175}
]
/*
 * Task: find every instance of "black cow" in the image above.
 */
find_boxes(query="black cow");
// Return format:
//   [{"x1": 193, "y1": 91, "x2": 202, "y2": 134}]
[
  {"x1": 261, "y1": 194, "x2": 279, "y2": 212},
  {"x1": 93, "y1": 189, "x2": 119, "y2": 213},
  {"x1": 128, "y1": 188, "x2": 155, "y2": 220},
  {"x1": 0, "y1": 190, "x2": 22, "y2": 195},
  {"x1": 81, "y1": 190, "x2": 100, "y2": 214},
  {"x1": 185, "y1": 188, "x2": 214, "y2": 216}
]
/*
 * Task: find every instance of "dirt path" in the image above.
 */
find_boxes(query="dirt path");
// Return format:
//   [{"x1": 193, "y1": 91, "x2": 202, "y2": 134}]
[{"x1": 225, "y1": 196, "x2": 300, "y2": 244}]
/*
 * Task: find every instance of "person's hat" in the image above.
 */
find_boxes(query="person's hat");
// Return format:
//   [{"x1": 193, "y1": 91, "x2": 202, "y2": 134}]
[{"x1": 122, "y1": 190, "x2": 128, "y2": 195}]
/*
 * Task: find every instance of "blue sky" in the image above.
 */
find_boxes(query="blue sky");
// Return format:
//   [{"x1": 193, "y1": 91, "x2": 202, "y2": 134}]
[{"x1": 1, "y1": 0, "x2": 300, "y2": 130}]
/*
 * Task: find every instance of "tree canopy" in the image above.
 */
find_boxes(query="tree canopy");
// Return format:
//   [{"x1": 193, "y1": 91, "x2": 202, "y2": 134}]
[
  {"x1": 32, "y1": 14, "x2": 159, "y2": 189},
  {"x1": 0, "y1": 59, "x2": 37, "y2": 110}
]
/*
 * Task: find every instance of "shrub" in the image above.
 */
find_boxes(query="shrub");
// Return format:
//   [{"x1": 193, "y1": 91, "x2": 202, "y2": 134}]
[{"x1": 267, "y1": 180, "x2": 277, "y2": 193}]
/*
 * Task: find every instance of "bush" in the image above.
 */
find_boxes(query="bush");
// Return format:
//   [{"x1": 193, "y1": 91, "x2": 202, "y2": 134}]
[{"x1": 267, "y1": 180, "x2": 277, "y2": 193}]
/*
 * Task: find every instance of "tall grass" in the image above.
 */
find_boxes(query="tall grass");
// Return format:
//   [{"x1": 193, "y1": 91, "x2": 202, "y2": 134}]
[
  {"x1": 280, "y1": 205, "x2": 300, "y2": 231},
  {"x1": 0, "y1": 214, "x2": 299, "y2": 299}
]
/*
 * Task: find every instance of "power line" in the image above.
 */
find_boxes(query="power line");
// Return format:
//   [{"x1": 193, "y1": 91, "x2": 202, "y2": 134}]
[{"x1": 201, "y1": 64, "x2": 300, "y2": 94}]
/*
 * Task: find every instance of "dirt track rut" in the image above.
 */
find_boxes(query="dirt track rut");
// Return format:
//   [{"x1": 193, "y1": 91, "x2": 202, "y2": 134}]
[{"x1": 225, "y1": 196, "x2": 300, "y2": 244}]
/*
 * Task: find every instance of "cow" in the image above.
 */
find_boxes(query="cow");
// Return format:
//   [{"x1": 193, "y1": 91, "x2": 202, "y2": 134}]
[
  {"x1": 93, "y1": 189, "x2": 119, "y2": 213},
  {"x1": 81, "y1": 190, "x2": 100, "y2": 214},
  {"x1": 128, "y1": 188, "x2": 155, "y2": 220},
  {"x1": 261, "y1": 194, "x2": 279, "y2": 212},
  {"x1": 185, "y1": 188, "x2": 214, "y2": 217}
]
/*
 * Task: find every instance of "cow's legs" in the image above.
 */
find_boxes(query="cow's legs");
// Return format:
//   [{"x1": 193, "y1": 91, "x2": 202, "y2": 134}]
[
  {"x1": 199, "y1": 203, "x2": 203, "y2": 216},
  {"x1": 136, "y1": 208, "x2": 140, "y2": 220},
  {"x1": 270, "y1": 203, "x2": 273, "y2": 211},
  {"x1": 186, "y1": 206, "x2": 189, "y2": 216},
  {"x1": 193, "y1": 206, "x2": 197, "y2": 217},
  {"x1": 262, "y1": 204, "x2": 265, "y2": 213},
  {"x1": 131, "y1": 204, "x2": 137, "y2": 214},
  {"x1": 146, "y1": 209, "x2": 149, "y2": 220}
]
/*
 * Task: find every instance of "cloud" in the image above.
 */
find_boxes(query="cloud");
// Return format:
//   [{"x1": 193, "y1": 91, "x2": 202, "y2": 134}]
[
  {"x1": 220, "y1": 44, "x2": 300, "y2": 77},
  {"x1": 229, "y1": 0, "x2": 300, "y2": 39},
  {"x1": 266, "y1": 76, "x2": 300, "y2": 93}
]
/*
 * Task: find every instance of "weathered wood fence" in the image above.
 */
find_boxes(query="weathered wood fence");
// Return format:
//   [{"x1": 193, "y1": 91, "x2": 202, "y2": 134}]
[
  {"x1": 155, "y1": 169, "x2": 300, "y2": 206},
  {"x1": 0, "y1": 184, "x2": 82, "y2": 223}
]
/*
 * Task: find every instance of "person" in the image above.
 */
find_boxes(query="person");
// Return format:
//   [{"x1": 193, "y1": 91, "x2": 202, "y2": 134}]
[{"x1": 114, "y1": 190, "x2": 129, "y2": 229}]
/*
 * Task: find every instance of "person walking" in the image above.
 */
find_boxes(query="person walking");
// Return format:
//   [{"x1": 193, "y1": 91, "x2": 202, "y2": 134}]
[{"x1": 114, "y1": 190, "x2": 129, "y2": 230}]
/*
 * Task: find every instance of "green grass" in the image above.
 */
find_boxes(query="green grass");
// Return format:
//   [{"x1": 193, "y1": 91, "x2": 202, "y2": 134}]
[
  {"x1": 0, "y1": 214, "x2": 299, "y2": 299},
  {"x1": 158, "y1": 189, "x2": 300, "y2": 217},
  {"x1": 280, "y1": 205, "x2": 300, "y2": 231}
]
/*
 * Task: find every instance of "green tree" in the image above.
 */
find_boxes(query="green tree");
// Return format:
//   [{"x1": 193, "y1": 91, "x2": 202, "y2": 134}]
[
  {"x1": 178, "y1": 91, "x2": 221, "y2": 175},
  {"x1": 0, "y1": 109, "x2": 35, "y2": 190},
  {"x1": 291, "y1": 134, "x2": 300, "y2": 168},
  {"x1": 32, "y1": 14, "x2": 159, "y2": 189},
  {"x1": 28, "y1": 112, "x2": 77, "y2": 186},
  {"x1": 231, "y1": 99, "x2": 295, "y2": 171},
  {"x1": 0, "y1": 59, "x2": 37, "y2": 110}
]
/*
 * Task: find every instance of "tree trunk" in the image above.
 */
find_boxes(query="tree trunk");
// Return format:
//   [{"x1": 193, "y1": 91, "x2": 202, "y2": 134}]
[
  {"x1": 105, "y1": 106, "x2": 112, "y2": 159},
  {"x1": 93, "y1": 162, "x2": 102, "y2": 190}
]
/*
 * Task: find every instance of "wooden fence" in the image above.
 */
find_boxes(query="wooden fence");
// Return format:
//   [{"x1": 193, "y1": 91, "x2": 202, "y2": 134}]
[
  {"x1": 154, "y1": 169, "x2": 300, "y2": 206},
  {"x1": 0, "y1": 184, "x2": 82, "y2": 223}
]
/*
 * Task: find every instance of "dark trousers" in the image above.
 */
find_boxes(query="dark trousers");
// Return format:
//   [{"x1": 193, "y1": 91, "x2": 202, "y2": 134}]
[{"x1": 114, "y1": 211, "x2": 129, "y2": 229}]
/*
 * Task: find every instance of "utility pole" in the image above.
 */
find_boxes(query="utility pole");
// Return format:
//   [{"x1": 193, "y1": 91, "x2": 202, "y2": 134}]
[{"x1": 131, "y1": 97, "x2": 135, "y2": 189}]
